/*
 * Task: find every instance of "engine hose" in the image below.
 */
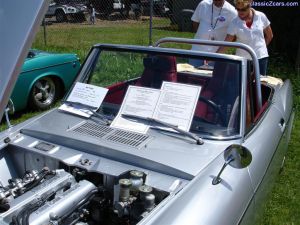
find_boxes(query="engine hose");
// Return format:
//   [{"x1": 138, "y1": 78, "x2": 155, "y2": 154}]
[
  {"x1": 23, "y1": 170, "x2": 54, "y2": 192},
  {"x1": 17, "y1": 190, "x2": 56, "y2": 225},
  {"x1": 15, "y1": 201, "x2": 36, "y2": 225},
  {"x1": 0, "y1": 202, "x2": 10, "y2": 212},
  {"x1": 13, "y1": 199, "x2": 40, "y2": 225},
  {"x1": 13, "y1": 182, "x2": 70, "y2": 225},
  {"x1": 23, "y1": 182, "x2": 71, "y2": 225},
  {"x1": 68, "y1": 214, "x2": 81, "y2": 225},
  {"x1": 12, "y1": 216, "x2": 20, "y2": 225},
  {"x1": 22, "y1": 191, "x2": 56, "y2": 225},
  {"x1": 56, "y1": 189, "x2": 99, "y2": 224},
  {"x1": 20, "y1": 182, "x2": 72, "y2": 225},
  {"x1": 22, "y1": 203, "x2": 42, "y2": 225}
]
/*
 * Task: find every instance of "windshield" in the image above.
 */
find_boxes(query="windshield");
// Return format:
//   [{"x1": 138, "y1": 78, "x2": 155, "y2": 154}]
[{"x1": 80, "y1": 48, "x2": 242, "y2": 139}]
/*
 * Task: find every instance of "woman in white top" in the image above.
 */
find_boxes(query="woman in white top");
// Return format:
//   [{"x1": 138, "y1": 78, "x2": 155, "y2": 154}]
[{"x1": 218, "y1": 0, "x2": 273, "y2": 75}]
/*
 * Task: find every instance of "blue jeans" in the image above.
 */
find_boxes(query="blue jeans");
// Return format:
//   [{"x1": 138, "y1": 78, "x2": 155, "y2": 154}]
[
  {"x1": 258, "y1": 57, "x2": 268, "y2": 75},
  {"x1": 189, "y1": 59, "x2": 214, "y2": 68}
]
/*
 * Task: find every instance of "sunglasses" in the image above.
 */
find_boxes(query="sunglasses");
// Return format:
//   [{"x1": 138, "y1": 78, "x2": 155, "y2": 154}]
[{"x1": 236, "y1": 4, "x2": 250, "y2": 12}]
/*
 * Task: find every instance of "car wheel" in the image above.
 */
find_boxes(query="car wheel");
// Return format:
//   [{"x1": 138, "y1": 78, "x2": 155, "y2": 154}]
[
  {"x1": 29, "y1": 77, "x2": 61, "y2": 110},
  {"x1": 55, "y1": 10, "x2": 66, "y2": 22}
]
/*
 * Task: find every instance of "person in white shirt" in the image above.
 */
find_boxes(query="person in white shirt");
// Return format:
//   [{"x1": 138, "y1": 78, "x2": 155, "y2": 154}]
[
  {"x1": 89, "y1": 5, "x2": 96, "y2": 25},
  {"x1": 190, "y1": 0, "x2": 237, "y2": 67},
  {"x1": 217, "y1": 0, "x2": 273, "y2": 75}
]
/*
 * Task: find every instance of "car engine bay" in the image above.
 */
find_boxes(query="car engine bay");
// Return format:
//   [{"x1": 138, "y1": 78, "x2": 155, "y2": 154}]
[{"x1": 0, "y1": 140, "x2": 182, "y2": 225}]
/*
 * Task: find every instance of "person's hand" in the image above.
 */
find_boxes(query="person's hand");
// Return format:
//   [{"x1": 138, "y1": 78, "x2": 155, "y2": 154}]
[{"x1": 197, "y1": 60, "x2": 214, "y2": 70}]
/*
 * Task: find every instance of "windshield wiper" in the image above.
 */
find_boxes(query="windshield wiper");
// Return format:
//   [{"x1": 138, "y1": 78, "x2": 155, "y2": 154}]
[
  {"x1": 121, "y1": 114, "x2": 204, "y2": 145},
  {"x1": 62, "y1": 100, "x2": 111, "y2": 125}
]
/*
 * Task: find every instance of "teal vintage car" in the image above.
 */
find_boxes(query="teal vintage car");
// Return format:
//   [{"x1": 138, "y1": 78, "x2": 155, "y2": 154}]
[{"x1": 10, "y1": 49, "x2": 80, "y2": 111}]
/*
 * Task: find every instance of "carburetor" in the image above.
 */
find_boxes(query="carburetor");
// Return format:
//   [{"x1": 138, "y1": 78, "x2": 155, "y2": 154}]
[{"x1": 114, "y1": 170, "x2": 156, "y2": 220}]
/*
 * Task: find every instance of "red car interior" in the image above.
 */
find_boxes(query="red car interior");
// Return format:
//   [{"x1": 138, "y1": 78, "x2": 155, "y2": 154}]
[
  {"x1": 103, "y1": 55, "x2": 272, "y2": 129},
  {"x1": 135, "y1": 55, "x2": 177, "y2": 88}
]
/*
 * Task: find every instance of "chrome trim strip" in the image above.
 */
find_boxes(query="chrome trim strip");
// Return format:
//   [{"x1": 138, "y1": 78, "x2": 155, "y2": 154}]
[{"x1": 20, "y1": 60, "x2": 78, "y2": 74}]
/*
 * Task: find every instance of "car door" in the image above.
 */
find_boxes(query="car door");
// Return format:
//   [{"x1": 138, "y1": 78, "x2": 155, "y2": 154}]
[{"x1": 242, "y1": 80, "x2": 293, "y2": 222}]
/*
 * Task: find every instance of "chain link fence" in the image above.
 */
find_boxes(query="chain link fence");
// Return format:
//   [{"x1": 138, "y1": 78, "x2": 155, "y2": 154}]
[
  {"x1": 37, "y1": 0, "x2": 202, "y2": 58},
  {"x1": 36, "y1": 0, "x2": 299, "y2": 69}
]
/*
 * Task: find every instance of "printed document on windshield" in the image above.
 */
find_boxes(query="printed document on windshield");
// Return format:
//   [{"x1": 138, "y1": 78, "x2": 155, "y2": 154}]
[
  {"x1": 111, "y1": 82, "x2": 201, "y2": 134},
  {"x1": 111, "y1": 86, "x2": 161, "y2": 133},
  {"x1": 59, "y1": 82, "x2": 108, "y2": 117},
  {"x1": 154, "y1": 82, "x2": 201, "y2": 131}
]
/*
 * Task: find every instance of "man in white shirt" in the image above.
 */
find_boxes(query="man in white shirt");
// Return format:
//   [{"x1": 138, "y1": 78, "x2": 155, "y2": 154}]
[{"x1": 191, "y1": 0, "x2": 237, "y2": 56}]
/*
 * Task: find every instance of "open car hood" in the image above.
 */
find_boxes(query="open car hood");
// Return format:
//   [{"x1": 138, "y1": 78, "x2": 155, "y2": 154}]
[{"x1": 0, "y1": 0, "x2": 49, "y2": 119}]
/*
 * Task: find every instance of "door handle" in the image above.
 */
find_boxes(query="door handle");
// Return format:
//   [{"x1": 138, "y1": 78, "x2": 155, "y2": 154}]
[{"x1": 279, "y1": 118, "x2": 286, "y2": 132}]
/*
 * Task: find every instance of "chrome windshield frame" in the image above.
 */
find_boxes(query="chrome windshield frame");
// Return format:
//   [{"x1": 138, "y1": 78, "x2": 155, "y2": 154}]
[{"x1": 75, "y1": 44, "x2": 247, "y2": 140}]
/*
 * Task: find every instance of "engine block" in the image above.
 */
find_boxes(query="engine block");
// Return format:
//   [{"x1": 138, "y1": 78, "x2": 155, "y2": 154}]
[{"x1": 0, "y1": 169, "x2": 96, "y2": 225}]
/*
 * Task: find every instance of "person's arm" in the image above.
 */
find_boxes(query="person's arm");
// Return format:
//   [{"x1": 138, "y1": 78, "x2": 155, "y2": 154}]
[
  {"x1": 264, "y1": 25, "x2": 273, "y2": 46},
  {"x1": 192, "y1": 21, "x2": 199, "y2": 33},
  {"x1": 191, "y1": 2, "x2": 202, "y2": 33},
  {"x1": 216, "y1": 34, "x2": 236, "y2": 53}
]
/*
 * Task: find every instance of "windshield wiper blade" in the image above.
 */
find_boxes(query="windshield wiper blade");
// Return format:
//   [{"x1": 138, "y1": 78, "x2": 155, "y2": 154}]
[
  {"x1": 62, "y1": 100, "x2": 111, "y2": 125},
  {"x1": 62, "y1": 100, "x2": 98, "y2": 110},
  {"x1": 121, "y1": 114, "x2": 204, "y2": 145}
]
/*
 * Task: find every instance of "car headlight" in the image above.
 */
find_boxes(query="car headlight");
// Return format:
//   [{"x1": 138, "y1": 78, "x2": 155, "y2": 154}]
[{"x1": 66, "y1": 7, "x2": 76, "y2": 13}]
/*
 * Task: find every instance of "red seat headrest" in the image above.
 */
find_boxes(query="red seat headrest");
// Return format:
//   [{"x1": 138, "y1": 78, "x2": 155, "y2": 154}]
[{"x1": 137, "y1": 55, "x2": 177, "y2": 88}]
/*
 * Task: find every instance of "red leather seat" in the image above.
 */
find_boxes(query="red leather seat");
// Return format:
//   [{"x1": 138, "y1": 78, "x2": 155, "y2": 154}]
[
  {"x1": 136, "y1": 55, "x2": 177, "y2": 88},
  {"x1": 195, "y1": 61, "x2": 239, "y2": 124}
]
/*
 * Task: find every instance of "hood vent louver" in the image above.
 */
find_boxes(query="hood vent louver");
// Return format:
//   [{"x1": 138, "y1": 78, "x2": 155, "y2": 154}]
[
  {"x1": 70, "y1": 121, "x2": 151, "y2": 148},
  {"x1": 72, "y1": 122, "x2": 114, "y2": 138},
  {"x1": 105, "y1": 130, "x2": 150, "y2": 148}
]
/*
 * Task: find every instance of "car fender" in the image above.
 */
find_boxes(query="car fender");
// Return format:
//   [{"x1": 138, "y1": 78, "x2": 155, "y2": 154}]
[
  {"x1": 28, "y1": 71, "x2": 65, "y2": 93},
  {"x1": 25, "y1": 58, "x2": 79, "y2": 94},
  {"x1": 11, "y1": 71, "x2": 64, "y2": 111},
  {"x1": 243, "y1": 81, "x2": 294, "y2": 222},
  {"x1": 56, "y1": 6, "x2": 68, "y2": 14},
  {"x1": 140, "y1": 149, "x2": 254, "y2": 225},
  {"x1": 11, "y1": 54, "x2": 80, "y2": 111}
]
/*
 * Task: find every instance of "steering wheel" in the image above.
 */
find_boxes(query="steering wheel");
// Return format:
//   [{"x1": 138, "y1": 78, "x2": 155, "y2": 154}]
[{"x1": 195, "y1": 96, "x2": 226, "y2": 126}]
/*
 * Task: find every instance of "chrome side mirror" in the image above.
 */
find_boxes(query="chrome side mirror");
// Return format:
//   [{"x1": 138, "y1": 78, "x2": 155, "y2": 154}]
[
  {"x1": 4, "y1": 99, "x2": 15, "y2": 128},
  {"x1": 212, "y1": 144, "x2": 252, "y2": 185}
]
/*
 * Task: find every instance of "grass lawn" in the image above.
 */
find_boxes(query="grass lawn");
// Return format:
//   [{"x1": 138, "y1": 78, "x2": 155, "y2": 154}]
[
  {"x1": 1, "y1": 17, "x2": 299, "y2": 224},
  {"x1": 34, "y1": 17, "x2": 194, "y2": 61}
]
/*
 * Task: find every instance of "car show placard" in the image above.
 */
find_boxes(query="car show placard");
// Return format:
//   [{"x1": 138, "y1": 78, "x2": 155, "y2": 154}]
[
  {"x1": 154, "y1": 82, "x2": 201, "y2": 132},
  {"x1": 59, "y1": 82, "x2": 108, "y2": 117},
  {"x1": 111, "y1": 82, "x2": 201, "y2": 134},
  {"x1": 111, "y1": 86, "x2": 161, "y2": 133}
]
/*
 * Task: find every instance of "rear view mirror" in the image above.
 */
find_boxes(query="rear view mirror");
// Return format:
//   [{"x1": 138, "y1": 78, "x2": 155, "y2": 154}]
[
  {"x1": 224, "y1": 144, "x2": 252, "y2": 169},
  {"x1": 212, "y1": 144, "x2": 252, "y2": 185}
]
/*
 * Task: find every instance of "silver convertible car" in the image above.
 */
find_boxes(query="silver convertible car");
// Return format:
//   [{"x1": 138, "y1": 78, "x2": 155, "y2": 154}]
[{"x1": 0, "y1": 1, "x2": 294, "y2": 225}]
